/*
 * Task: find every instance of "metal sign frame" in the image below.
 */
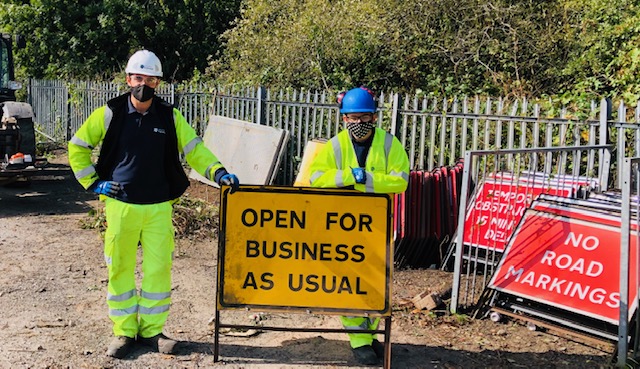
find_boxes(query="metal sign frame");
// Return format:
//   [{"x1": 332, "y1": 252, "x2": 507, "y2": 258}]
[
  {"x1": 450, "y1": 145, "x2": 612, "y2": 313},
  {"x1": 213, "y1": 185, "x2": 394, "y2": 368}
]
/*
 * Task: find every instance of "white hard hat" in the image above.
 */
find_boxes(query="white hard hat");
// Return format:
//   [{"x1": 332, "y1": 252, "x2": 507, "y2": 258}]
[{"x1": 125, "y1": 50, "x2": 163, "y2": 77}]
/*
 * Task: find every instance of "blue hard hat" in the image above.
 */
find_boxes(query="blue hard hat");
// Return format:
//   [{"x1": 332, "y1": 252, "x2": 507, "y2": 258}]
[{"x1": 339, "y1": 87, "x2": 377, "y2": 114}]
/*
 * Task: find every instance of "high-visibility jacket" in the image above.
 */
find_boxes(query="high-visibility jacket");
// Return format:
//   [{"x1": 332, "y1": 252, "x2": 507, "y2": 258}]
[
  {"x1": 309, "y1": 127, "x2": 409, "y2": 194},
  {"x1": 68, "y1": 93, "x2": 224, "y2": 200},
  {"x1": 309, "y1": 127, "x2": 409, "y2": 349}
]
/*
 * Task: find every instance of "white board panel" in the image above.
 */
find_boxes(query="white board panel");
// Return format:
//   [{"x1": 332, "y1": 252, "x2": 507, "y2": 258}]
[{"x1": 189, "y1": 115, "x2": 288, "y2": 187}]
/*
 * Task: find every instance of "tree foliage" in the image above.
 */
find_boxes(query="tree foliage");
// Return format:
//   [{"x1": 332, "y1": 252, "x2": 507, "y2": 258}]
[
  {"x1": 389, "y1": 0, "x2": 576, "y2": 97},
  {"x1": 209, "y1": 0, "x2": 396, "y2": 90},
  {"x1": 211, "y1": 0, "x2": 576, "y2": 96},
  {"x1": 2, "y1": 0, "x2": 640, "y2": 101},
  {"x1": 211, "y1": 0, "x2": 640, "y2": 101},
  {"x1": 0, "y1": 0, "x2": 241, "y2": 81},
  {"x1": 562, "y1": 0, "x2": 640, "y2": 102}
]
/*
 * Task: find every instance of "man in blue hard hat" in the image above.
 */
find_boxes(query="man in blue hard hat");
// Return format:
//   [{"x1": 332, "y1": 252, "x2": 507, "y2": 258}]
[{"x1": 309, "y1": 86, "x2": 409, "y2": 365}]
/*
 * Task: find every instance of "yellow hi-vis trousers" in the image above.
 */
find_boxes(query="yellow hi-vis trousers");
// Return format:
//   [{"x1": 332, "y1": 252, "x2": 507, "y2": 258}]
[
  {"x1": 104, "y1": 198, "x2": 174, "y2": 339},
  {"x1": 340, "y1": 316, "x2": 380, "y2": 348}
]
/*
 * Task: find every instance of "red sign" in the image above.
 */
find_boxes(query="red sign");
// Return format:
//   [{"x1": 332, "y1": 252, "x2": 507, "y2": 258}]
[
  {"x1": 488, "y1": 209, "x2": 638, "y2": 325},
  {"x1": 463, "y1": 180, "x2": 574, "y2": 252}
]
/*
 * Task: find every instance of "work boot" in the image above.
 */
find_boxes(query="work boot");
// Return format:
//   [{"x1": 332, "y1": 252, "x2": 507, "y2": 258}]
[
  {"x1": 138, "y1": 333, "x2": 178, "y2": 354},
  {"x1": 106, "y1": 336, "x2": 135, "y2": 359},
  {"x1": 371, "y1": 339, "x2": 385, "y2": 359},
  {"x1": 352, "y1": 344, "x2": 379, "y2": 365}
]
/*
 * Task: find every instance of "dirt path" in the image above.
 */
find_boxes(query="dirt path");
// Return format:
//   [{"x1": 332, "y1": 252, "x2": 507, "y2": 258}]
[{"x1": 0, "y1": 169, "x2": 615, "y2": 369}]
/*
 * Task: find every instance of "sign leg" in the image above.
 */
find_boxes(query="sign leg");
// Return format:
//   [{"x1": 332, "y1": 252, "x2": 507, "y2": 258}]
[
  {"x1": 384, "y1": 316, "x2": 392, "y2": 369},
  {"x1": 214, "y1": 309, "x2": 220, "y2": 362}
]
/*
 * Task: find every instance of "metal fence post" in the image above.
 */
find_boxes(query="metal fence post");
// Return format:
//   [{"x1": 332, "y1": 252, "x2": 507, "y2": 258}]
[
  {"x1": 256, "y1": 86, "x2": 266, "y2": 125},
  {"x1": 599, "y1": 98, "x2": 612, "y2": 191},
  {"x1": 450, "y1": 149, "x2": 473, "y2": 314},
  {"x1": 27, "y1": 78, "x2": 32, "y2": 107},
  {"x1": 66, "y1": 83, "x2": 72, "y2": 141},
  {"x1": 617, "y1": 157, "x2": 632, "y2": 367},
  {"x1": 390, "y1": 92, "x2": 401, "y2": 138}
]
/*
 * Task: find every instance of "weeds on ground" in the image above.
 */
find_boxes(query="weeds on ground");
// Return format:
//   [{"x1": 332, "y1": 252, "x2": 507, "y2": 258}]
[
  {"x1": 79, "y1": 195, "x2": 219, "y2": 241},
  {"x1": 172, "y1": 195, "x2": 220, "y2": 240}
]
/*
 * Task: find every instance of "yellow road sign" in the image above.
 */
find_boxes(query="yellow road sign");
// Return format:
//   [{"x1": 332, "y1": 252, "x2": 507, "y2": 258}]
[{"x1": 217, "y1": 186, "x2": 393, "y2": 316}]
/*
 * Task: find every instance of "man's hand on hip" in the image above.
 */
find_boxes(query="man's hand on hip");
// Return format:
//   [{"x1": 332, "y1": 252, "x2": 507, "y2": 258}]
[{"x1": 93, "y1": 180, "x2": 122, "y2": 196}]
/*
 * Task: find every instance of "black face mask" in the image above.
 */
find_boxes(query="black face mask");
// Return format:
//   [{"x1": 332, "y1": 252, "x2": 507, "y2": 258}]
[{"x1": 130, "y1": 85, "x2": 155, "y2": 102}]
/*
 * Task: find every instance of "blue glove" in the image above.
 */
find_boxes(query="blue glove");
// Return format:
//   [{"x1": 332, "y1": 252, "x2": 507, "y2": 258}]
[
  {"x1": 352, "y1": 168, "x2": 366, "y2": 184},
  {"x1": 219, "y1": 173, "x2": 240, "y2": 194},
  {"x1": 92, "y1": 180, "x2": 122, "y2": 196}
]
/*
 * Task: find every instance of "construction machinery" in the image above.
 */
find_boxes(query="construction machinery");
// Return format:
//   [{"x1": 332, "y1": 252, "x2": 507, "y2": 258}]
[{"x1": 0, "y1": 34, "x2": 66, "y2": 185}]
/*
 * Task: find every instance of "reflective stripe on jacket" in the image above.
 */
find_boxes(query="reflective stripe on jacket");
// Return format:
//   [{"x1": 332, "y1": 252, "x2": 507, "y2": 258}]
[{"x1": 309, "y1": 127, "x2": 409, "y2": 194}]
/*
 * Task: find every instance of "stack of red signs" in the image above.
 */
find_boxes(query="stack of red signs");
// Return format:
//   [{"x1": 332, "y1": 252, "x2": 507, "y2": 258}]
[{"x1": 394, "y1": 160, "x2": 464, "y2": 268}]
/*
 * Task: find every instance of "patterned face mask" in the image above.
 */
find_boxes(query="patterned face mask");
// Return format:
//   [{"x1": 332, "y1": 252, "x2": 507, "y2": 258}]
[{"x1": 347, "y1": 121, "x2": 375, "y2": 139}]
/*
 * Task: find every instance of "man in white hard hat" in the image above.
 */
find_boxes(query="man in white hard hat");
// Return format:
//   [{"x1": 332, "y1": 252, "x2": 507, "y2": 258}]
[{"x1": 68, "y1": 50, "x2": 240, "y2": 359}]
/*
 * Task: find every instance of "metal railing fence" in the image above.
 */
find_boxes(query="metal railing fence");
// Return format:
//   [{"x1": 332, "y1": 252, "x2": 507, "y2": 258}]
[
  {"x1": 449, "y1": 145, "x2": 612, "y2": 314},
  {"x1": 25, "y1": 79, "x2": 639, "y2": 188},
  {"x1": 28, "y1": 79, "x2": 67, "y2": 142}
]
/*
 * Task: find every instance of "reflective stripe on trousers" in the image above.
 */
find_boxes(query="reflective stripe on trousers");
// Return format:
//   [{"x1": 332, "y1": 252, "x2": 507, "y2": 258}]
[
  {"x1": 340, "y1": 315, "x2": 380, "y2": 348},
  {"x1": 104, "y1": 198, "x2": 174, "y2": 338}
]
